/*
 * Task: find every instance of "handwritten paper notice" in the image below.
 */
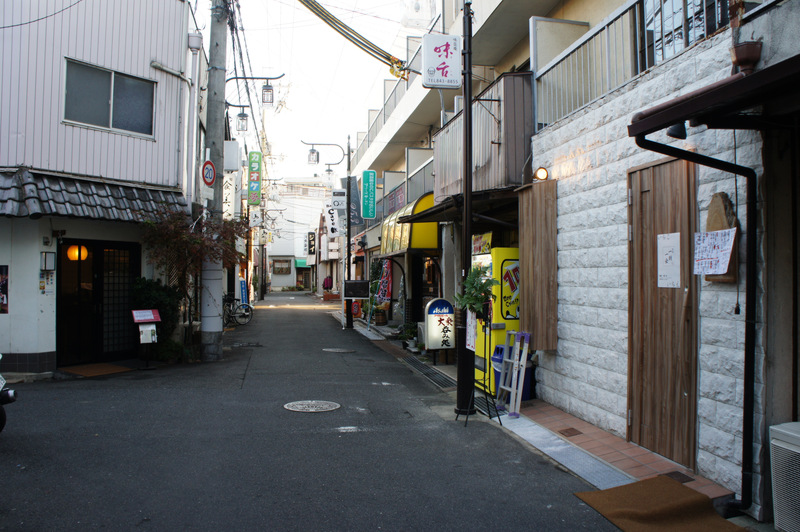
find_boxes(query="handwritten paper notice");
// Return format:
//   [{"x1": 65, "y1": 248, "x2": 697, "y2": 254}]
[
  {"x1": 657, "y1": 232, "x2": 681, "y2": 288},
  {"x1": 694, "y1": 228, "x2": 737, "y2": 275}
]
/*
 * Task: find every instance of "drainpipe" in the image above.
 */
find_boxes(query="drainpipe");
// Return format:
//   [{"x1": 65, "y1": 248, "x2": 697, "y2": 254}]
[
  {"x1": 186, "y1": 32, "x2": 203, "y2": 210},
  {"x1": 634, "y1": 134, "x2": 755, "y2": 511}
]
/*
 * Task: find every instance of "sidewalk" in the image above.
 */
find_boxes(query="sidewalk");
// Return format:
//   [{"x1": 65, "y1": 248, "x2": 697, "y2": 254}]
[{"x1": 340, "y1": 309, "x2": 768, "y2": 529}]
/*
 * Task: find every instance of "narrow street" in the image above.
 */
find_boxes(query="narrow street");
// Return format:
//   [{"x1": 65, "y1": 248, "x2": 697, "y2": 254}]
[{"x1": 0, "y1": 292, "x2": 615, "y2": 531}]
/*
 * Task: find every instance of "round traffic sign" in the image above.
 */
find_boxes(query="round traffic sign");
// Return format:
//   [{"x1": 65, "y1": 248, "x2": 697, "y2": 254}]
[{"x1": 201, "y1": 160, "x2": 216, "y2": 187}]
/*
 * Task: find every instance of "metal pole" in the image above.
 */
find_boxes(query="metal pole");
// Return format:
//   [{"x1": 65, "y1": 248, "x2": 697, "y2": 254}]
[
  {"x1": 200, "y1": 0, "x2": 228, "y2": 361},
  {"x1": 456, "y1": 0, "x2": 476, "y2": 416},
  {"x1": 345, "y1": 136, "x2": 354, "y2": 329}
]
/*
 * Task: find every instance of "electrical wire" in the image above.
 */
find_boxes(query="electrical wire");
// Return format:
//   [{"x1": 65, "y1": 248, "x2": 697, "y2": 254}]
[
  {"x1": 0, "y1": 0, "x2": 87, "y2": 29},
  {"x1": 297, "y1": 0, "x2": 407, "y2": 78}
]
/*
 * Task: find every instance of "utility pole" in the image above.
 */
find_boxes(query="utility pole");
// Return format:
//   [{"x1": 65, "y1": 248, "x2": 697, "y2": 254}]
[
  {"x1": 455, "y1": 0, "x2": 475, "y2": 416},
  {"x1": 200, "y1": 0, "x2": 228, "y2": 361},
  {"x1": 345, "y1": 135, "x2": 353, "y2": 329}
]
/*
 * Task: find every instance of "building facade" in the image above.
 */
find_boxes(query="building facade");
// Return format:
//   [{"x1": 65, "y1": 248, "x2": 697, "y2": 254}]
[{"x1": 0, "y1": 0, "x2": 206, "y2": 371}]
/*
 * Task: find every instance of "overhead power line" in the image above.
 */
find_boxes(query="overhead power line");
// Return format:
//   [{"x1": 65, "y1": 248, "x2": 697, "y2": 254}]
[{"x1": 297, "y1": 0, "x2": 407, "y2": 79}]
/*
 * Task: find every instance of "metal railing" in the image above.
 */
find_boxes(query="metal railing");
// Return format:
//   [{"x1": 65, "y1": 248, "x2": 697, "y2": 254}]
[
  {"x1": 407, "y1": 158, "x2": 434, "y2": 204},
  {"x1": 535, "y1": 0, "x2": 730, "y2": 132},
  {"x1": 351, "y1": 44, "x2": 423, "y2": 169}
]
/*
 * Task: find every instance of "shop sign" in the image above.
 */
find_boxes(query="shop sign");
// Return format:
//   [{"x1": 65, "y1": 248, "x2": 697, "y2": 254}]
[
  {"x1": 362, "y1": 170, "x2": 376, "y2": 219},
  {"x1": 472, "y1": 232, "x2": 492, "y2": 255},
  {"x1": 326, "y1": 201, "x2": 340, "y2": 236},
  {"x1": 501, "y1": 260, "x2": 520, "y2": 320},
  {"x1": 307, "y1": 232, "x2": 316, "y2": 255},
  {"x1": 331, "y1": 189, "x2": 347, "y2": 210},
  {"x1": 247, "y1": 151, "x2": 262, "y2": 206},
  {"x1": 421, "y1": 34, "x2": 462, "y2": 89},
  {"x1": 425, "y1": 299, "x2": 455, "y2": 350}
]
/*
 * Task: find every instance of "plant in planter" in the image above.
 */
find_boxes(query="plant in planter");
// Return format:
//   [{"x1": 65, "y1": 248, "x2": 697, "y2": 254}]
[{"x1": 454, "y1": 265, "x2": 498, "y2": 320}]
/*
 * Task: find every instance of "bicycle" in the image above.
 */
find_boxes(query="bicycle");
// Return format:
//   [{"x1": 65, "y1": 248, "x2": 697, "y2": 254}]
[{"x1": 223, "y1": 293, "x2": 253, "y2": 326}]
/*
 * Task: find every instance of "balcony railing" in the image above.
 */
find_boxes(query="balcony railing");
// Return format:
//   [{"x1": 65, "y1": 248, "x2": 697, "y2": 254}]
[
  {"x1": 535, "y1": 0, "x2": 731, "y2": 131},
  {"x1": 351, "y1": 45, "x2": 422, "y2": 169},
  {"x1": 433, "y1": 72, "x2": 533, "y2": 202},
  {"x1": 407, "y1": 158, "x2": 434, "y2": 205}
]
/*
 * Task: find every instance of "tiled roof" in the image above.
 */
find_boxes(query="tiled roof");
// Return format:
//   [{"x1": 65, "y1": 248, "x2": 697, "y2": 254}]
[{"x1": 0, "y1": 168, "x2": 187, "y2": 222}]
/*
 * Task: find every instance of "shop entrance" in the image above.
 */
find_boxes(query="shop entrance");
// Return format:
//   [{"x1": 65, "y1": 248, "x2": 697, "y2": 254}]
[
  {"x1": 628, "y1": 158, "x2": 698, "y2": 468},
  {"x1": 57, "y1": 239, "x2": 141, "y2": 366}
]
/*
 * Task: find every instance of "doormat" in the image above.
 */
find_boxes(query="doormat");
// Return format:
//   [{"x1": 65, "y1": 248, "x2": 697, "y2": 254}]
[
  {"x1": 575, "y1": 475, "x2": 742, "y2": 532},
  {"x1": 58, "y1": 363, "x2": 134, "y2": 378}
]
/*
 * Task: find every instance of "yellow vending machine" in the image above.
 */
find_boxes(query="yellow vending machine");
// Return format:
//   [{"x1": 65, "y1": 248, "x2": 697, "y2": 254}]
[{"x1": 473, "y1": 246, "x2": 520, "y2": 395}]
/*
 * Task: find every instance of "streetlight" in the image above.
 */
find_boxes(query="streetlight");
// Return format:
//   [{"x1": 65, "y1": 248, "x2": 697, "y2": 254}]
[
  {"x1": 225, "y1": 74, "x2": 285, "y2": 132},
  {"x1": 301, "y1": 138, "x2": 353, "y2": 330}
]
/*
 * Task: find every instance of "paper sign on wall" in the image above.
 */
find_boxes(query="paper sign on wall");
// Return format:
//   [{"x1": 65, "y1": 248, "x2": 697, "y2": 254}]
[
  {"x1": 657, "y1": 232, "x2": 681, "y2": 288},
  {"x1": 693, "y1": 228, "x2": 736, "y2": 275}
]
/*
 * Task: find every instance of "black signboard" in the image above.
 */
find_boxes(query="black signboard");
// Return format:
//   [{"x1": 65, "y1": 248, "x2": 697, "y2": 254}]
[
  {"x1": 307, "y1": 232, "x2": 316, "y2": 255},
  {"x1": 343, "y1": 280, "x2": 370, "y2": 299}
]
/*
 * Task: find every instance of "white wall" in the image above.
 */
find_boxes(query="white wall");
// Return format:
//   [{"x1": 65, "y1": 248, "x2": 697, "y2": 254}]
[
  {"x1": 0, "y1": 217, "x2": 144, "y2": 354},
  {"x1": 530, "y1": 29, "x2": 765, "y2": 510}
]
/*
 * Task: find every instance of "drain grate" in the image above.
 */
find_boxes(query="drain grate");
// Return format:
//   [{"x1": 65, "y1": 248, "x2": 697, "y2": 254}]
[
  {"x1": 402, "y1": 356, "x2": 457, "y2": 389},
  {"x1": 323, "y1": 348, "x2": 355, "y2": 353},
  {"x1": 559, "y1": 427, "x2": 583, "y2": 438},
  {"x1": 473, "y1": 395, "x2": 505, "y2": 419}
]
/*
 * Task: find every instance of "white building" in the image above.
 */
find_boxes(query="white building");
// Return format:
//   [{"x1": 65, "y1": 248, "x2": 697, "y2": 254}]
[{"x1": 0, "y1": 0, "x2": 206, "y2": 371}]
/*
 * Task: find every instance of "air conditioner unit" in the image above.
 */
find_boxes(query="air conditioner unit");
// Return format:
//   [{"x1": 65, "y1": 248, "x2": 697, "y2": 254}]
[{"x1": 770, "y1": 421, "x2": 800, "y2": 532}]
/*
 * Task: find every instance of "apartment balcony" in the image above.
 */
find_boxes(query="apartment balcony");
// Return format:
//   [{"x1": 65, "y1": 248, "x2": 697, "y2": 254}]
[
  {"x1": 352, "y1": 0, "x2": 567, "y2": 174},
  {"x1": 533, "y1": 0, "x2": 735, "y2": 132},
  {"x1": 433, "y1": 71, "x2": 533, "y2": 202}
]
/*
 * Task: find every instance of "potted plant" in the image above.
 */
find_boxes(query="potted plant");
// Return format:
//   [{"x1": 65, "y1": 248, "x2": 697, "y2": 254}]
[{"x1": 454, "y1": 265, "x2": 498, "y2": 320}]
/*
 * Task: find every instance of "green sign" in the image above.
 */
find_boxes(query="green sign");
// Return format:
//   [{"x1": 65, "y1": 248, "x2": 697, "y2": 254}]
[
  {"x1": 362, "y1": 170, "x2": 376, "y2": 219},
  {"x1": 247, "y1": 151, "x2": 262, "y2": 206}
]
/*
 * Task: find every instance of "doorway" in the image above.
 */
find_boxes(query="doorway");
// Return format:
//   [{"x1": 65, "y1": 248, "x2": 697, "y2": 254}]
[
  {"x1": 628, "y1": 158, "x2": 698, "y2": 468},
  {"x1": 57, "y1": 239, "x2": 141, "y2": 366}
]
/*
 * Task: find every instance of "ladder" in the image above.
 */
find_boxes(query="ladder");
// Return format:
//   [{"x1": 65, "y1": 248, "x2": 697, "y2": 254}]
[{"x1": 496, "y1": 331, "x2": 530, "y2": 418}]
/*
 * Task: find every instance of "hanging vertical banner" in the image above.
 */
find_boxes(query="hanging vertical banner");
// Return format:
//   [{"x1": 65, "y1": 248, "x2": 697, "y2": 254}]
[
  {"x1": 247, "y1": 151, "x2": 262, "y2": 206},
  {"x1": 348, "y1": 176, "x2": 364, "y2": 225},
  {"x1": 421, "y1": 34, "x2": 462, "y2": 89},
  {"x1": 362, "y1": 170, "x2": 376, "y2": 219}
]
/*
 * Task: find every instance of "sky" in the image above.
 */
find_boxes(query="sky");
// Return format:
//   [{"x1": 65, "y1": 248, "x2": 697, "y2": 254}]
[
  {"x1": 190, "y1": 0, "x2": 440, "y2": 246},
  {"x1": 195, "y1": 0, "x2": 437, "y2": 188}
]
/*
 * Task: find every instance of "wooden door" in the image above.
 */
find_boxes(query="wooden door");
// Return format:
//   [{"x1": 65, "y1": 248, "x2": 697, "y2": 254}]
[{"x1": 628, "y1": 159, "x2": 698, "y2": 468}]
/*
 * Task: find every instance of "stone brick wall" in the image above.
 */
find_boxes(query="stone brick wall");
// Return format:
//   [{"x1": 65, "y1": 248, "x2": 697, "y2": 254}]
[{"x1": 530, "y1": 28, "x2": 765, "y2": 512}]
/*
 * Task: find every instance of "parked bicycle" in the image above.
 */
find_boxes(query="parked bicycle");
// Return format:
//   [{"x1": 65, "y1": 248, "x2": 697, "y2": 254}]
[{"x1": 223, "y1": 293, "x2": 253, "y2": 326}]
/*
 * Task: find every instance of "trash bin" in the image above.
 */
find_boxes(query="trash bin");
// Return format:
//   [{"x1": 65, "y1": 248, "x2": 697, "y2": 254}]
[{"x1": 491, "y1": 346, "x2": 504, "y2": 391}]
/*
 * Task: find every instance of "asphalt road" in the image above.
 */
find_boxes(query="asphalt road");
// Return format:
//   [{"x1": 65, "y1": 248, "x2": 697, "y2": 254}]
[{"x1": 0, "y1": 292, "x2": 616, "y2": 531}]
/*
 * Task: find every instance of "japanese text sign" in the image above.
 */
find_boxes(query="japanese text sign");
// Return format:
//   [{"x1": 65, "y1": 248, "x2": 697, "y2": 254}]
[
  {"x1": 694, "y1": 228, "x2": 736, "y2": 275},
  {"x1": 425, "y1": 299, "x2": 455, "y2": 350},
  {"x1": 247, "y1": 151, "x2": 262, "y2": 206},
  {"x1": 422, "y1": 34, "x2": 462, "y2": 89},
  {"x1": 362, "y1": 170, "x2": 376, "y2": 219}
]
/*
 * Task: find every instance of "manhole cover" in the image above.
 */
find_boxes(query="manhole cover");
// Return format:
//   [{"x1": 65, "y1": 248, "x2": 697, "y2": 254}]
[
  {"x1": 322, "y1": 348, "x2": 355, "y2": 353},
  {"x1": 284, "y1": 400, "x2": 341, "y2": 412}
]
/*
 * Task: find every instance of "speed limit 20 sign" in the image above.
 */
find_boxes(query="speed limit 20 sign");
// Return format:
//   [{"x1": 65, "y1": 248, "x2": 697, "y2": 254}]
[{"x1": 201, "y1": 160, "x2": 216, "y2": 187}]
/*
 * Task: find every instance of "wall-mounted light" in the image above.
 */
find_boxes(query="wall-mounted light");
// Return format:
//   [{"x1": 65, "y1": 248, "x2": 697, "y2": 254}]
[
  {"x1": 308, "y1": 147, "x2": 319, "y2": 165},
  {"x1": 533, "y1": 167, "x2": 549, "y2": 181},
  {"x1": 40, "y1": 252, "x2": 56, "y2": 271},
  {"x1": 261, "y1": 82, "x2": 274, "y2": 106},
  {"x1": 236, "y1": 112, "x2": 248, "y2": 132},
  {"x1": 67, "y1": 245, "x2": 88, "y2": 261}
]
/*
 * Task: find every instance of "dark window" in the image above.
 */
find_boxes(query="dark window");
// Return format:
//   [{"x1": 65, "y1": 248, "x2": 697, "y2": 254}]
[{"x1": 65, "y1": 60, "x2": 154, "y2": 136}]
